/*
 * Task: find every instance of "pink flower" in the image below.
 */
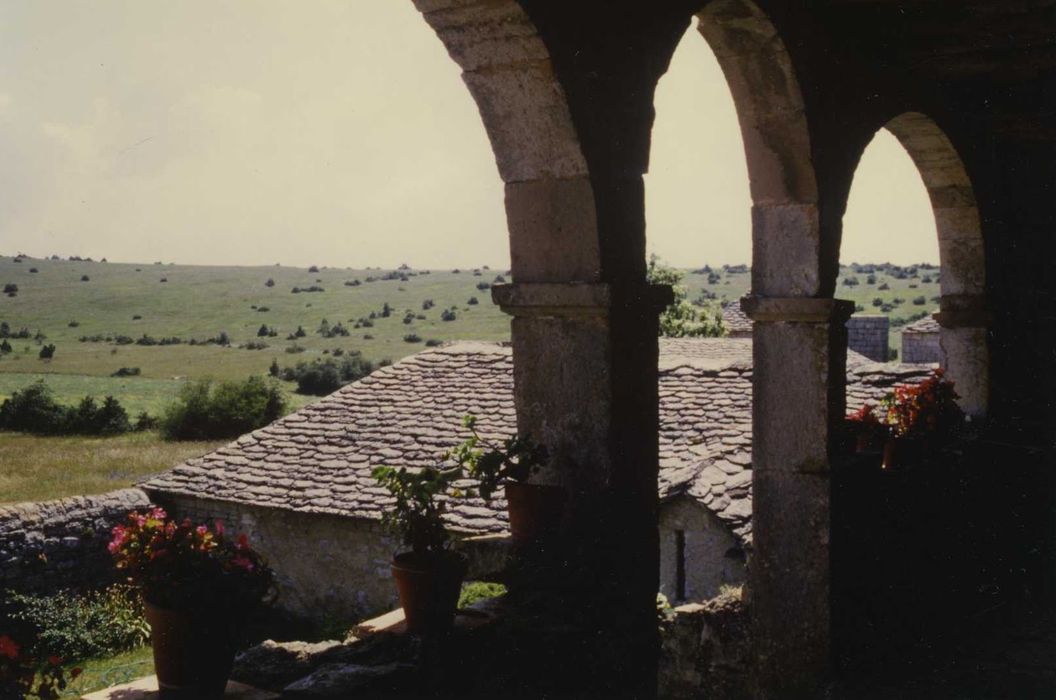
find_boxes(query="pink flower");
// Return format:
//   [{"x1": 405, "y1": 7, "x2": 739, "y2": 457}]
[
  {"x1": 214, "y1": 520, "x2": 225, "y2": 538},
  {"x1": 231, "y1": 555, "x2": 255, "y2": 572}
]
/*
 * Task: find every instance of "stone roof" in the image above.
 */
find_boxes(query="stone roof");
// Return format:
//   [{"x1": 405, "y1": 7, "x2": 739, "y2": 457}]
[
  {"x1": 721, "y1": 303, "x2": 753, "y2": 336},
  {"x1": 903, "y1": 313, "x2": 940, "y2": 334},
  {"x1": 142, "y1": 340, "x2": 930, "y2": 548}
]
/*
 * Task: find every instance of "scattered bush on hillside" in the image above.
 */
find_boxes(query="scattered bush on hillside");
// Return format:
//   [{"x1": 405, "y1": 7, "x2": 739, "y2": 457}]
[
  {"x1": 647, "y1": 256, "x2": 724, "y2": 338},
  {"x1": 29, "y1": 267, "x2": 38, "y2": 273},
  {"x1": 344, "y1": 279, "x2": 361, "y2": 287},
  {"x1": 80, "y1": 275, "x2": 90, "y2": 282},
  {"x1": 132, "y1": 314, "x2": 143, "y2": 320},
  {"x1": 4, "y1": 283, "x2": 18, "y2": 296},
  {"x1": 921, "y1": 275, "x2": 932, "y2": 283},
  {"x1": 422, "y1": 299, "x2": 435, "y2": 310},
  {"x1": 403, "y1": 333, "x2": 422, "y2": 343},
  {"x1": 242, "y1": 340, "x2": 269, "y2": 350},
  {"x1": 0, "y1": 340, "x2": 11, "y2": 354},
  {"x1": 265, "y1": 278, "x2": 275, "y2": 287},
  {"x1": 257, "y1": 324, "x2": 277, "y2": 337},
  {"x1": 363, "y1": 334, "x2": 374, "y2": 340},
  {"x1": 467, "y1": 297, "x2": 479, "y2": 305},
  {"x1": 280, "y1": 354, "x2": 377, "y2": 396},
  {"x1": 110, "y1": 367, "x2": 141, "y2": 377},
  {"x1": 319, "y1": 321, "x2": 349, "y2": 338},
  {"x1": 878, "y1": 282, "x2": 890, "y2": 290},
  {"x1": 308, "y1": 265, "x2": 320, "y2": 273},
  {"x1": 160, "y1": 376, "x2": 287, "y2": 440},
  {"x1": 476, "y1": 281, "x2": 491, "y2": 291},
  {"x1": 38, "y1": 344, "x2": 56, "y2": 359},
  {"x1": 292, "y1": 286, "x2": 324, "y2": 294},
  {"x1": 912, "y1": 296, "x2": 926, "y2": 305},
  {"x1": 159, "y1": 277, "x2": 168, "y2": 283},
  {"x1": 707, "y1": 272, "x2": 721, "y2": 284},
  {"x1": 0, "y1": 382, "x2": 132, "y2": 435},
  {"x1": 133, "y1": 411, "x2": 158, "y2": 430},
  {"x1": 285, "y1": 344, "x2": 306, "y2": 354},
  {"x1": 441, "y1": 309, "x2": 457, "y2": 322},
  {"x1": 867, "y1": 274, "x2": 877, "y2": 284},
  {"x1": 257, "y1": 306, "x2": 270, "y2": 312},
  {"x1": 872, "y1": 298, "x2": 884, "y2": 307},
  {"x1": 842, "y1": 276, "x2": 859, "y2": 286},
  {"x1": 381, "y1": 303, "x2": 392, "y2": 318},
  {"x1": 67, "y1": 320, "x2": 80, "y2": 327},
  {"x1": 7, "y1": 585, "x2": 148, "y2": 660},
  {"x1": 425, "y1": 339, "x2": 443, "y2": 347}
]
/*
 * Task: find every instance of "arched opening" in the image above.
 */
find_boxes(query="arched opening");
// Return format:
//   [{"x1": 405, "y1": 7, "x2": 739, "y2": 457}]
[
  {"x1": 841, "y1": 113, "x2": 988, "y2": 415},
  {"x1": 885, "y1": 112, "x2": 988, "y2": 416}
]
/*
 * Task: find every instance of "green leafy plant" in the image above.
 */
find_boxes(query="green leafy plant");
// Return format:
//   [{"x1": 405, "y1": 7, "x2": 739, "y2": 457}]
[
  {"x1": 6, "y1": 585, "x2": 149, "y2": 660},
  {"x1": 457, "y1": 582, "x2": 507, "y2": 609},
  {"x1": 159, "y1": 376, "x2": 287, "y2": 440},
  {"x1": 647, "y1": 255, "x2": 724, "y2": 338},
  {"x1": 0, "y1": 633, "x2": 81, "y2": 700},
  {"x1": 372, "y1": 464, "x2": 462, "y2": 557},
  {"x1": 449, "y1": 415, "x2": 547, "y2": 501}
]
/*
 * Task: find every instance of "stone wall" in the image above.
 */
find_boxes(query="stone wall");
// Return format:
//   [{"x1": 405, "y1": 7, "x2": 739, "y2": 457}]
[
  {"x1": 155, "y1": 493, "x2": 401, "y2": 624},
  {"x1": 847, "y1": 316, "x2": 890, "y2": 362},
  {"x1": 153, "y1": 493, "x2": 511, "y2": 624},
  {"x1": 0, "y1": 488, "x2": 150, "y2": 595},
  {"x1": 659, "y1": 594, "x2": 751, "y2": 699},
  {"x1": 658, "y1": 497, "x2": 746, "y2": 603},
  {"x1": 903, "y1": 330, "x2": 942, "y2": 364}
]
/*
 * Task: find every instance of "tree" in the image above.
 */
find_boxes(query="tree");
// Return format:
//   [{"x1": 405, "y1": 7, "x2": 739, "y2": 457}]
[
  {"x1": 646, "y1": 255, "x2": 724, "y2": 338},
  {"x1": 38, "y1": 344, "x2": 56, "y2": 359}
]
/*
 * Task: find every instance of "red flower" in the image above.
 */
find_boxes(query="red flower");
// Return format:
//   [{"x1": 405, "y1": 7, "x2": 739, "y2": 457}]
[
  {"x1": 71, "y1": 667, "x2": 83, "y2": 679},
  {"x1": 47, "y1": 655, "x2": 62, "y2": 666},
  {"x1": 0, "y1": 634, "x2": 20, "y2": 660}
]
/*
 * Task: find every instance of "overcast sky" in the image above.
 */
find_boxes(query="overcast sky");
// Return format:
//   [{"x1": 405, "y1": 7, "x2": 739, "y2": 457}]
[{"x1": 0, "y1": 1, "x2": 939, "y2": 269}]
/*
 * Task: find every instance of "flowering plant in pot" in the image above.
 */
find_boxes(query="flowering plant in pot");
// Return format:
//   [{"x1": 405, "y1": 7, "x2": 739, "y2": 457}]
[
  {"x1": 880, "y1": 368, "x2": 964, "y2": 468},
  {"x1": 372, "y1": 464, "x2": 468, "y2": 634},
  {"x1": 449, "y1": 415, "x2": 555, "y2": 543},
  {"x1": 0, "y1": 633, "x2": 81, "y2": 700},
  {"x1": 109, "y1": 507, "x2": 274, "y2": 699}
]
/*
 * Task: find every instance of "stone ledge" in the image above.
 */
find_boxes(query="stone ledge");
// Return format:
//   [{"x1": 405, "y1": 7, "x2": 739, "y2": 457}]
[
  {"x1": 492, "y1": 282, "x2": 672, "y2": 317},
  {"x1": 741, "y1": 295, "x2": 855, "y2": 323},
  {"x1": 81, "y1": 676, "x2": 277, "y2": 699}
]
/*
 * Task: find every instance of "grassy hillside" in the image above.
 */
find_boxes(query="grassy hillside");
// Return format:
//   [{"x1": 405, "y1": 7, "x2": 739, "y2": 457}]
[{"x1": 0, "y1": 256, "x2": 940, "y2": 405}]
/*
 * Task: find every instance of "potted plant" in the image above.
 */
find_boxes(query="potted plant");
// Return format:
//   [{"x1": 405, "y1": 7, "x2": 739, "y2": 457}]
[
  {"x1": 372, "y1": 464, "x2": 468, "y2": 634},
  {"x1": 880, "y1": 368, "x2": 964, "y2": 469},
  {"x1": 109, "y1": 508, "x2": 273, "y2": 699},
  {"x1": 450, "y1": 415, "x2": 557, "y2": 543}
]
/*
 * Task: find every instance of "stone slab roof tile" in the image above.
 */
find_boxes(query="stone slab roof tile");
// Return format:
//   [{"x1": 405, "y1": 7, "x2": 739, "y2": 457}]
[
  {"x1": 143, "y1": 340, "x2": 931, "y2": 550},
  {"x1": 903, "y1": 313, "x2": 940, "y2": 334}
]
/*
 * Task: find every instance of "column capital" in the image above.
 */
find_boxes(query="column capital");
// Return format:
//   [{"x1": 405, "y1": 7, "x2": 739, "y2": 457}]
[
  {"x1": 741, "y1": 295, "x2": 854, "y2": 323},
  {"x1": 934, "y1": 293, "x2": 989, "y2": 328},
  {"x1": 492, "y1": 282, "x2": 673, "y2": 318}
]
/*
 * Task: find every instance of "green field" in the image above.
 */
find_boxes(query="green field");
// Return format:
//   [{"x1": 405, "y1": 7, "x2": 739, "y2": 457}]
[
  {"x1": 0, "y1": 431, "x2": 224, "y2": 504},
  {"x1": 0, "y1": 256, "x2": 940, "y2": 404}
]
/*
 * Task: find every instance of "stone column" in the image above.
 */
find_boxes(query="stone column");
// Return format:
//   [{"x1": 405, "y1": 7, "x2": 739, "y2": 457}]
[
  {"x1": 741, "y1": 295, "x2": 854, "y2": 698},
  {"x1": 935, "y1": 293, "x2": 989, "y2": 419},
  {"x1": 492, "y1": 281, "x2": 672, "y2": 697}
]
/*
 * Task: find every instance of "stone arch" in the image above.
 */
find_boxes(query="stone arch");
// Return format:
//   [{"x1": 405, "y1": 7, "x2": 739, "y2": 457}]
[
  {"x1": 412, "y1": 0, "x2": 600, "y2": 284},
  {"x1": 883, "y1": 111, "x2": 988, "y2": 415},
  {"x1": 696, "y1": 0, "x2": 822, "y2": 296}
]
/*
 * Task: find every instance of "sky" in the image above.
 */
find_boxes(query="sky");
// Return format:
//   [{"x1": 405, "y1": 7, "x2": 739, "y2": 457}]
[{"x1": 0, "y1": 1, "x2": 939, "y2": 269}]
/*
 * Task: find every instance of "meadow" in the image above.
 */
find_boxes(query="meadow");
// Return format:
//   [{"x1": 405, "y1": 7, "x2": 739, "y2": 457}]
[{"x1": 0, "y1": 254, "x2": 939, "y2": 503}]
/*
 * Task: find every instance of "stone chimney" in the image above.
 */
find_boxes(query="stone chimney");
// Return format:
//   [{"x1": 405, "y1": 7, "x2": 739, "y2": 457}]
[{"x1": 846, "y1": 315, "x2": 890, "y2": 362}]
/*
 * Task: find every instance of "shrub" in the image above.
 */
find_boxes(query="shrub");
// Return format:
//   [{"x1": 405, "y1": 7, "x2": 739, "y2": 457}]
[
  {"x1": 110, "y1": 367, "x2": 141, "y2": 377},
  {"x1": 7, "y1": 586, "x2": 149, "y2": 660},
  {"x1": 403, "y1": 333, "x2": 422, "y2": 343},
  {"x1": 67, "y1": 395, "x2": 131, "y2": 435},
  {"x1": 363, "y1": 334, "x2": 374, "y2": 340},
  {"x1": 878, "y1": 282, "x2": 890, "y2": 290},
  {"x1": 872, "y1": 297, "x2": 884, "y2": 307},
  {"x1": 308, "y1": 265, "x2": 320, "y2": 273},
  {"x1": 243, "y1": 340, "x2": 269, "y2": 350},
  {"x1": 476, "y1": 281, "x2": 491, "y2": 291},
  {"x1": 842, "y1": 276, "x2": 859, "y2": 286},
  {"x1": 867, "y1": 274, "x2": 877, "y2": 284},
  {"x1": 269, "y1": 358, "x2": 280, "y2": 377},
  {"x1": 257, "y1": 306, "x2": 270, "y2": 313},
  {"x1": 159, "y1": 376, "x2": 287, "y2": 440},
  {"x1": 134, "y1": 412, "x2": 159, "y2": 431},
  {"x1": 38, "y1": 344, "x2": 56, "y2": 359},
  {"x1": 265, "y1": 278, "x2": 275, "y2": 287},
  {"x1": 344, "y1": 279, "x2": 361, "y2": 287},
  {"x1": 422, "y1": 299, "x2": 434, "y2": 310},
  {"x1": 285, "y1": 344, "x2": 306, "y2": 354},
  {"x1": 4, "y1": 283, "x2": 18, "y2": 296},
  {"x1": 425, "y1": 339, "x2": 443, "y2": 347},
  {"x1": 647, "y1": 256, "x2": 724, "y2": 338},
  {"x1": 441, "y1": 309, "x2": 457, "y2": 322},
  {"x1": 80, "y1": 275, "x2": 90, "y2": 282},
  {"x1": 28, "y1": 267, "x2": 38, "y2": 273},
  {"x1": 0, "y1": 382, "x2": 67, "y2": 433},
  {"x1": 458, "y1": 582, "x2": 507, "y2": 609},
  {"x1": 159, "y1": 277, "x2": 168, "y2": 283},
  {"x1": 281, "y1": 355, "x2": 377, "y2": 395},
  {"x1": 467, "y1": 297, "x2": 479, "y2": 305},
  {"x1": 912, "y1": 296, "x2": 926, "y2": 305},
  {"x1": 0, "y1": 340, "x2": 11, "y2": 354},
  {"x1": 132, "y1": 314, "x2": 142, "y2": 320}
]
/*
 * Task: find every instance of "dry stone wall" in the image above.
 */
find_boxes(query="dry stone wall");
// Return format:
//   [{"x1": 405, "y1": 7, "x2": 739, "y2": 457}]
[{"x1": 0, "y1": 488, "x2": 150, "y2": 595}]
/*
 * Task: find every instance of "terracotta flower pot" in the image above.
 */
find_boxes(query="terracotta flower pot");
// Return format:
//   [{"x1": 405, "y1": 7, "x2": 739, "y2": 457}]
[
  {"x1": 391, "y1": 551, "x2": 467, "y2": 634},
  {"x1": 144, "y1": 600, "x2": 239, "y2": 700},
  {"x1": 504, "y1": 481, "x2": 567, "y2": 544}
]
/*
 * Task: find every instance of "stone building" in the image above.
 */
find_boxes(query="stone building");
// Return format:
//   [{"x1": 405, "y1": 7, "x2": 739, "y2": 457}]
[
  {"x1": 845, "y1": 315, "x2": 890, "y2": 362},
  {"x1": 720, "y1": 303, "x2": 752, "y2": 338},
  {"x1": 902, "y1": 313, "x2": 942, "y2": 364},
  {"x1": 142, "y1": 341, "x2": 928, "y2": 621}
]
